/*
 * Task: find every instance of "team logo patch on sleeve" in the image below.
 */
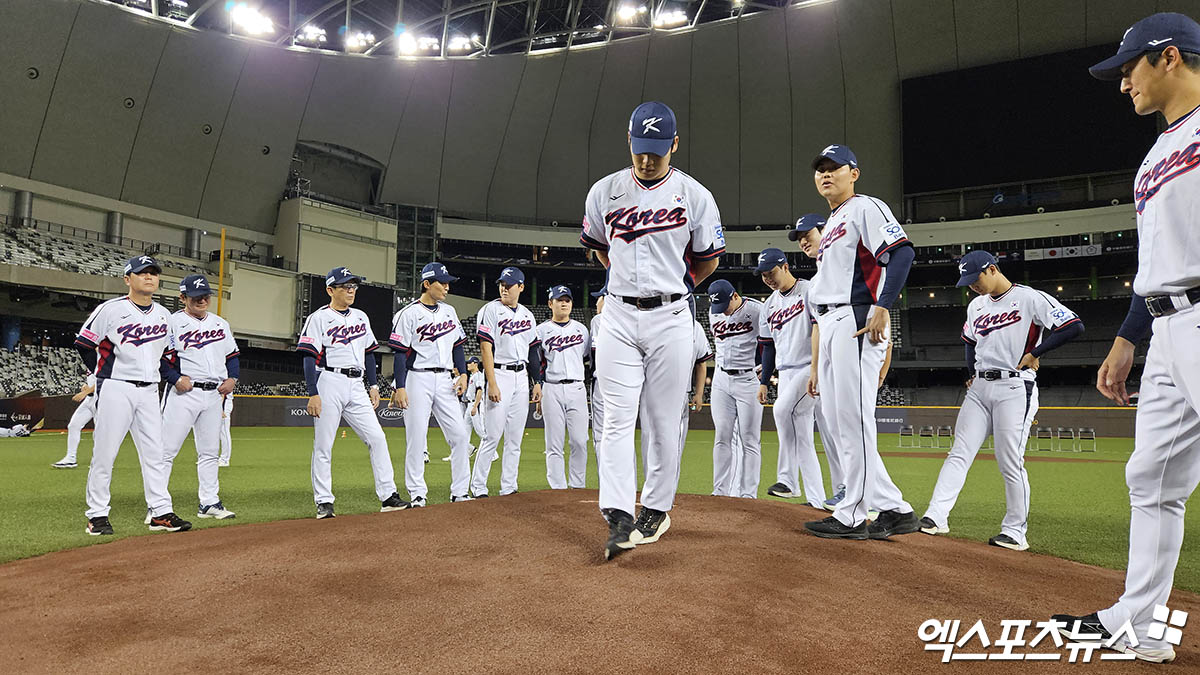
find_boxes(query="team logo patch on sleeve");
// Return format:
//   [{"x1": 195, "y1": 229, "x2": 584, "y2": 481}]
[
  {"x1": 299, "y1": 336, "x2": 316, "y2": 345},
  {"x1": 80, "y1": 328, "x2": 99, "y2": 342}
]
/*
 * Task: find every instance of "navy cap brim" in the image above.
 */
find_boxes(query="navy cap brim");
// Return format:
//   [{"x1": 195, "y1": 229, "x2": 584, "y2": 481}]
[
  {"x1": 328, "y1": 276, "x2": 363, "y2": 287},
  {"x1": 432, "y1": 274, "x2": 458, "y2": 283},
  {"x1": 127, "y1": 263, "x2": 161, "y2": 275},
  {"x1": 812, "y1": 155, "x2": 849, "y2": 171},
  {"x1": 1090, "y1": 49, "x2": 1144, "y2": 80},
  {"x1": 754, "y1": 261, "x2": 783, "y2": 274},
  {"x1": 956, "y1": 272, "x2": 982, "y2": 288},
  {"x1": 181, "y1": 289, "x2": 212, "y2": 298},
  {"x1": 630, "y1": 136, "x2": 675, "y2": 156},
  {"x1": 711, "y1": 299, "x2": 732, "y2": 313}
]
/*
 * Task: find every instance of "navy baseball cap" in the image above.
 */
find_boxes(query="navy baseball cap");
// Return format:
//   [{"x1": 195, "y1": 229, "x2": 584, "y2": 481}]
[
  {"x1": 812, "y1": 144, "x2": 858, "y2": 171},
  {"x1": 788, "y1": 214, "x2": 827, "y2": 241},
  {"x1": 956, "y1": 251, "x2": 999, "y2": 287},
  {"x1": 467, "y1": 356, "x2": 481, "y2": 365},
  {"x1": 629, "y1": 101, "x2": 677, "y2": 156},
  {"x1": 707, "y1": 279, "x2": 736, "y2": 313},
  {"x1": 754, "y1": 248, "x2": 788, "y2": 274},
  {"x1": 1090, "y1": 13, "x2": 1200, "y2": 80},
  {"x1": 124, "y1": 255, "x2": 161, "y2": 275},
  {"x1": 326, "y1": 266, "x2": 362, "y2": 287},
  {"x1": 548, "y1": 285, "x2": 572, "y2": 300},
  {"x1": 179, "y1": 274, "x2": 212, "y2": 298},
  {"x1": 421, "y1": 262, "x2": 457, "y2": 284},
  {"x1": 496, "y1": 267, "x2": 525, "y2": 285}
]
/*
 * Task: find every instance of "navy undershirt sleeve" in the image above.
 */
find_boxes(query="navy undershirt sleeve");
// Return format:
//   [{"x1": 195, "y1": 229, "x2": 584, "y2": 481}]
[
  {"x1": 303, "y1": 356, "x2": 320, "y2": 396},
  {"x1": 77, "y1": 345, "x2": 97, "y2": 372},
  {"x1": 393, "y1": 350, "x2": 411, "y2": 389},
  {"x1": 1117, "y1": 293, "x2": 1152, "y2": 344},
  {"x1": 364, "y1": 352, "x2": 378, "y2": 387},
  {"x1": 875, "y1": 244, "x2": 914, "y2": 310},
  {"x1": 1031, "y1": 321, "x2": 1085, "y2": 358},
  {"x1": 225, "y1": 355, "x2": 240, "y2": 380},
  {"x1": 159, "y1": 356, "x2": 181, "y2": 385},
  {"x1": 528, "y1": 343, "x2": 544, "y2": 384},
  {"x1": 759, "y1": 343, "x2": 777, "y2": 385},
  {"x1": 452, "y1": 343, "x2": 467, "y2": 376},
  {"x1": 965, "y1": 343, "x2": 976, "y2": 375}
]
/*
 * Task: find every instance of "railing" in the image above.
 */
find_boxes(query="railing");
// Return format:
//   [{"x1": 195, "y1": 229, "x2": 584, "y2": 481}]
[
  {"x1": 210, "y1": 248, "x2": 298, "y2": 272},
  {"x1": 902, "y1": 169, "x2": 1135, "y2": 224},
  {"x1": 0, "y1": 213, "x2": 203, "y2": 260}
]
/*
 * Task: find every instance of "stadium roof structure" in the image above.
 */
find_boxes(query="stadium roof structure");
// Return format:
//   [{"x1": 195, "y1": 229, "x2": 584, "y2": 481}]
[{"x1": 109, "y1": 0, "x2": 808, "y2": 57}]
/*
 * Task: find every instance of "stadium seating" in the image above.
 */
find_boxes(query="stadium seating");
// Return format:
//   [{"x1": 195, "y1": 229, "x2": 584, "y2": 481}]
[
  {"x1": 0, "y1": 345, "x2": 87, "y2": 397},
  {"x1": 1, "y1": 225, "x2": 208, "y2": 277}
]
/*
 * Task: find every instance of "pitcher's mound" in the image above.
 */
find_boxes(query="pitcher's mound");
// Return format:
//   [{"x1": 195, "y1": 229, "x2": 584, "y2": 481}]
[{"x1": 1, "y1": 491, "x2": 1195, "y2": 674}]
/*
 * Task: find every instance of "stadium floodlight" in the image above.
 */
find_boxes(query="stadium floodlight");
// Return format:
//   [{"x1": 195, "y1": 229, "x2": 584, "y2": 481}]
[
  {"x1": 296, "y1": 24, "x2": 327, "y2": 46},
  {"x1": 229, "y1": 3, "x2": 274, "y2": 35},
  {"x1": 346, "y1": 31, "x2": 376, "y2": 51},
  {"x1": 417, "y1": 36, "x2": 440, "y2": 51},
  {"x1": 617, "y1": 5, "x2": 638, "y2": 21},
  {"x1": 653, "y1": 9, "x2": 688, "y2": 27},
  {"x1": 165, "y1": 0, "x2": 189, "y2": 21},
  {"x1": 397, "y1": 32, "x2": 418, "y2": 54},
  {"x1": 448, "y1": 35, "x2": 472, "y2": 52}
]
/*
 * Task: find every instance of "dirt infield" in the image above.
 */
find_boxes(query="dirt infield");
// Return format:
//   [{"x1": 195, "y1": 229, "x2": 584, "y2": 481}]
[{"x1": 2, "y1": 491, "x2": 1195, "y2": 674}]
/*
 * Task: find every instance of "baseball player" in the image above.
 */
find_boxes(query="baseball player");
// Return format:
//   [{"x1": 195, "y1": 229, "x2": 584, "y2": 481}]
[
  {"x1": 589, "y1": 290, "x2": 607, "y2": 457},
  {"x1": 920, "y1": 252, "x2": 1083, "y2": 550},
  {"x1": 52, "y1": 373, "x2": 96, "y2": 468},
  {"x1": 218, "y1": 394, "x2": 233, "y2": 466},
  {"x1": 389, "y1": 262, "x2": 475, "y2": 505},
  {"x1": 581, "y1": 100, "x2": 724, "y2": 559},
  {"x1": 298, "y1": 266, "x2": 407, "y2": 518},
  {"x1": 74, "y1": 255, "x2": 190, "y2": 536},
  {"x1": 159, "y1": 274, "x2": 240, "y2": 520},
  {"x1": 800, "y1": 145, "x2": 919, "y2": 541},
  {"x1": 707, "y1": 279, "x2": 766, "y2": 498},
  {"x1": 537, "y1": 285, "x2": 591, "y2": 489},
  {"x1": 0, "y1": 424, "x2": 32, "y2": 437},
  {"x1": 443, "y1": 356, "x2": 486, "y2": 461},
  {"x1": 1054, "y1": 14, "x2": 1200, "y2": 664},
  {"x1": 755, "y1": 248, "x2": 827, "y2": 508},
  {"x1": 470, "y1": 267, "x2": 542, "y2": 497}
]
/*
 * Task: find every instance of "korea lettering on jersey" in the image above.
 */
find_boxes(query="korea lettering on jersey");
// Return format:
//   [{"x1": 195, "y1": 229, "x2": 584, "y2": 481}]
[
  {"x1": 537, "y1": 320, "x2": 590, "y2": 382},
  {"x1": 961, "y1": 285, "x2": 1081, "y2": 380},
  {"x1": 389, "y1": 302, "x2": 467, "y2": 370},
  {"x1": 297, "y1": 306, "x2": 379, "y2": 368},
  {"x1": 580, "y1": 167, "x2": 726, "y2": 297},
  {"x1": 75, "y1": 297, "x2": 172, "y2": 381},
  {"x1": 710, "y1": 299, "x2": 763, "y2": 370},
  {"x1": 476, "y1": 301, "x2": 539, "y2": 363},
  {"x1": 808, "y1": 195, "x2": 909, "y2": 306},
  {"x1": 759, "y1": 280, "x2": 815, "y2": 370},
  {"x1": 163, "y1": 311, "x2": 239, "y2": 382},
  {"x1": 1132, "y1": 104, "x2": 1200, "y2": 296}
]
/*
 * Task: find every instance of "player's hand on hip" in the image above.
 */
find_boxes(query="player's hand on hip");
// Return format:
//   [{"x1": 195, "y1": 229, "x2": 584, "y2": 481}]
[
  {"x1": 531, "y1": 382, "x2": 542, "y2": 404},
  {"x1": 965, "y1": 376, "x2": 975, "y2": 389},
  {"x1": 1097, "y1": 337, "x2": 1136, "y2": 405},
  {"x1": 369, "y1": 386, "x2": 380, "y2": 408},
  {"x1": 390, "y1": 388, "x2": 409, "y2": 409},
  {"x1": 454, "y1": 374, "x2": 468, "y2": 397},
  {"x1": 307, "y1": 394, "x2": 322, "y2": 418},
  {"x1": 218, "y1": 378, "x2": 236, "y2": 396},
  {"x1": 853, "y1": 306, "x2": 890, "y2": 344},
  {"x1": 757, "y1": 384, "x2": 770, "y2": 405},
  {"x1": 1017, "y1": 353, "x2": 1040, "y2": 372},
  {"x1": 488, "y1": 380, "x2": 502, "y2": 402},
  {"x1": 175, "y1": 375, "x2": 193, "y2": 393}
]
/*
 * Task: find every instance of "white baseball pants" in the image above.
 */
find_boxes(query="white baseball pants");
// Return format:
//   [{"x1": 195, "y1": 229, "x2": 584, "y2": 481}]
[
  {"x1": 711, "y1": 369, "x2": 763, "y2": 498},
  {"x1": 596, "y1": 298, "x2": 692, "y2": 515},
  {"x1": 471, "y1": 368, "x2": 529, "y2": 496},
  {"x1": 311, "y1": 372, "x2": 397, "y2": 504},
  {"x1": 818, "y1": 305, "x2": 912, "y2": 527},
  {"x1": 219, "y1": 399, "x2": 232, "y2": 463},
  {"x1": 161, "y1": 386, "x2": 225, "y2": 506},
  {"x1": 923, "y1": 377, "x2": 1038, "y2": 545},
  {"x1": 403, "y1": 370, "x2": 472, "y2": 499},
  {"x1": 1098, "y1": 306, "x2": 1200, "y2": 652},
  {"x1": 543, "y1": 380, "x2": 589, "y2": 489},
  {"x1": 773, "y1": 366, "x2": 827, "y2": 507},
  {"x1": 64, "y1": 396, "x2": 96, "y2": 463},
  {"x1": 85, "y1": 380, "x2": 174, "y2": 519},
  {"x1": 815, "y1": 394, "x2": 843, "y2": 491},
  {"x1": 462, "y1": 400, "x2": 486, "y2": 444},
  {"x1": 591, "y1": 380, "x2": 605, "y2": 456}
]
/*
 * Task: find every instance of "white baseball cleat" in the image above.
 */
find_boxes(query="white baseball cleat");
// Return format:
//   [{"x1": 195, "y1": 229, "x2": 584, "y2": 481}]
[
  {"x1": 197, "y1": 502, "x2": 236, "y2": 519},
  {"x1": 1121, "y1": 644, "x2": 1176, "y2": 663},
  {"x1": 218, "y1": 458, "x2": 230, "y2": 467},
  {"x1": 52, "y1": 458, "x2": 78, "y2": 469},
  {"x1": 919, "y1": 516, "x2": 949, "y2": 535}
]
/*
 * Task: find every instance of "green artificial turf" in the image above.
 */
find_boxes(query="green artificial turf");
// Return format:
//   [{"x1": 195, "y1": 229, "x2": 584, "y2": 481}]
[{"x1": 3, "y1": 428, "x2": 1196, "y2": 593}]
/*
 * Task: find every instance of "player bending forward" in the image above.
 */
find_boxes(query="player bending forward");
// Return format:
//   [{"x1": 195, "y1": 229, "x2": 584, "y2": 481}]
[
  {"x1": 581, "y1": 101, "x2": 724, "y2": 560},
  {"x1": 390, "y1": 262, "x2": 475, "y2": 504},
  {"x1": 920, "y1": 252, "x2": 1083, "y2": 550},
  {"x1": 707, "y1": 279, "x2": 765, "y2": 498},
  {"x1": 298, "y1": 267, "x2": 408, "y2": 519},
  {"x1": 537, "y1": 286, "x2": 591, "y2": 489},
  {"x1": 1054, "y1": 13, "x2": 1200, "y2": 664}
]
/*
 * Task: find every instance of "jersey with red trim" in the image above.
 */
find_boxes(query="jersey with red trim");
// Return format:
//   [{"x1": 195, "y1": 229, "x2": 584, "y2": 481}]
[
  {"x1": 296, "y1": 305, "x2": 378, "y2": 370},
  {"x1": 759, "y1": 279, "x2": 814, "y2": 370},
  {"x1": 961, "y1": 284, "x2": 1079, "y2": 381},
  {"x1": 476, "y1": 300, "x2": 538, "y2": 365},
  {"x1": 1132, "y1": 104, "x2": 1200, "y2": 296},
  {"x1": 710, "y1": 298, "x2": 763, "y2": 370},
  {"x1": 581, "y1": 167, "x2": 725, "y2": 298},
  {"x1": 164, "y1": 311, "x2": 238, "y2": 383},
  {"x1": 75, "y1": 296, "x2": 171, "y2": 382},
  {"x1": 808, "y1": 194, "x2": 909, "y2": 306},
  {"x1": 389, "y1": 301, "x2": 466, "y2": 371},
  {"x1": 536, "y1": 319, "x2": 589, "y2": 382}
]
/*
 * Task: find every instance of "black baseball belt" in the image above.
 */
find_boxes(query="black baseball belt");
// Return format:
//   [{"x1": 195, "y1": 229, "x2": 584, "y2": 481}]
[
  {"x1": 411, "y1": 367, "x2": 448, "y2": 373},
  {"x1": 496, "y1": 363, "x2": 525, "y2": 372},
  {"x1": 323, "y1": 366, "x2": 364, "y2": 378},
  {"x1": 977, "y1": 370, "x2": 1021, "y2": 381},
  {"x1": 815, "y1": 303, "x2": 849, "y2": 315},
  {"x1": 620, "y1": 293, "x2": 684, "y2": 310},
  {"x1": 114, "y1": 379, "x2": 155, "y2": 388},
  {"x1": 547, "y1": 379, "x2": 580, "y2": 384},
  {"x1": 191, "y1": 381, "x2": 220, "y2": 391},
  {"x1": 1145, "y1": 286, "x2": 1200, "y2": 318},
  {"x1": 721, "y1": 368, "x2": 754, "y2": 376}
]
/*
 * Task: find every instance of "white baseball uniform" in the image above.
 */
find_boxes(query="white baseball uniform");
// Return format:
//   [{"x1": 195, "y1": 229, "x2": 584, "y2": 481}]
[
  {"x1": 710, "y1": 298, "x2": 765, "y2": 498},
  {"x1": 810, "y1": 194, "x2": 912, "y2": 526},
  {"x1": 589, "y1": 312, "x2": 605, "y2": 455},
  {"x1": 161, "y1": 310, "x2": 239, "y2": 507},
  {"x1": 924, "y1": 286, "x2": 1080, "y2": 545},
  {"x1": 1096, "y1": 104, "x2": 1200, "y2": 650},
  {"x1": 64, "y1": 373, "x2": 97, "y2": 464},
  {"x1": 390, "y1": 301, "x2": 473, "y2": 500},
  {"x1": 471, "y1": 300, "x2": 539, "y2": 496},
  {"x1": 582, "y1": 167, "x2": 724, "y2": 517},
  {"x1": 218, "y1": 394, "x2": 233, "y2": 464},
  {"x1": 538, "y1": 318, "x2": 591, "y2": 489},
  {"x1": 297, "y1": 305, "x2": 397, "y2": 504},
  {"x1": 761, "y1": 280, "x2": 826, "y2": 507},
  {"x1": 75, "y1": 297, "x2": 176, "y2": 519},
  {"x1": 637, "y1": 321, "x2": 712, "y2": 491},
  {"x1": 460, "y1": 370, "x2": 487, "y2": 444}
]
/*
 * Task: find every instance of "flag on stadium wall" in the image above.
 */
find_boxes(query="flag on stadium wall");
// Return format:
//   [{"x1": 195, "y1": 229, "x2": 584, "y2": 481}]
[
  {"x1": 1082, "y1": 244, "x2": 1101, "y2": 256},
  {"x1": 1044, "y1": 247, "x2": 1064, "y2": 259},
  {"x1": 1063, "y1": 246, "x2": 1082, "y2": 257},
  {"x1": 1025, "y1": 248, "x2": 1045, "y2": 260}
]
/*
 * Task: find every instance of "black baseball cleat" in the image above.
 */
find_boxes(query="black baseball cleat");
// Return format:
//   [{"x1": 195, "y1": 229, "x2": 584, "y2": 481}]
[
  {"x1": 148, "y1": 512, "x2": 192, "y2": 532},
  {"x1": 630, "y1": 507, "x2": 671, "y2": 545},
  {"x1": 603, "y1": 508, "x2": 637, "y2": 561},
  {"x1": 316, "y1": 502, "x2": 335, "y2": 519},
  {"x1": 766, "y1": 482, "x2": 800, "y2": 498},
  {"x1": 86, "y1": 516, "x2": 114, "y2": 536},
  {"x1": 380, "y1": 493, "x2": 410, "y2": 512},
  {"x1": 804, "y1": 516, "x2": 869, "y2": 540},
  {"x1": 867, "y1": 509, "x2": 921, "y2": 539},
  {"x1": 1052, "y1": 612, "x2": 1112, "y2": 642},
  {"x1": 989, "y1": 533, "x2": 1029, "y2": 551},
  {"x1": 919, "y1": 516, "x2": 949, "y2": 535}
]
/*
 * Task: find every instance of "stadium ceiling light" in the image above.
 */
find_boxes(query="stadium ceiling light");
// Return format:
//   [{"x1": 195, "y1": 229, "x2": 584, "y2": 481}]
[
  {"x1": 417, "y1": 36, "x2": 440, "y2": 51},
  {"x1": 653, "y1": 9, "x2": 688, "y2": 28},
  {"x1": 397, "y1": 31, "x2": 418, "y2": 55},
  {"x1": 448, "y1": 35, "x2": 472, "y2": 52},
  {"x1": 229, "y1": 3, "x2": 274, "y2": 36},
  {"x1": 297, "y1": 24, "x2": 327, "y2": 45},
  {"x1": 346, "y1": 31, "x2": 376, "y2": 51},
  {"x1": 617, "y1": 5, "x2": 639, "y2": 22}
]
